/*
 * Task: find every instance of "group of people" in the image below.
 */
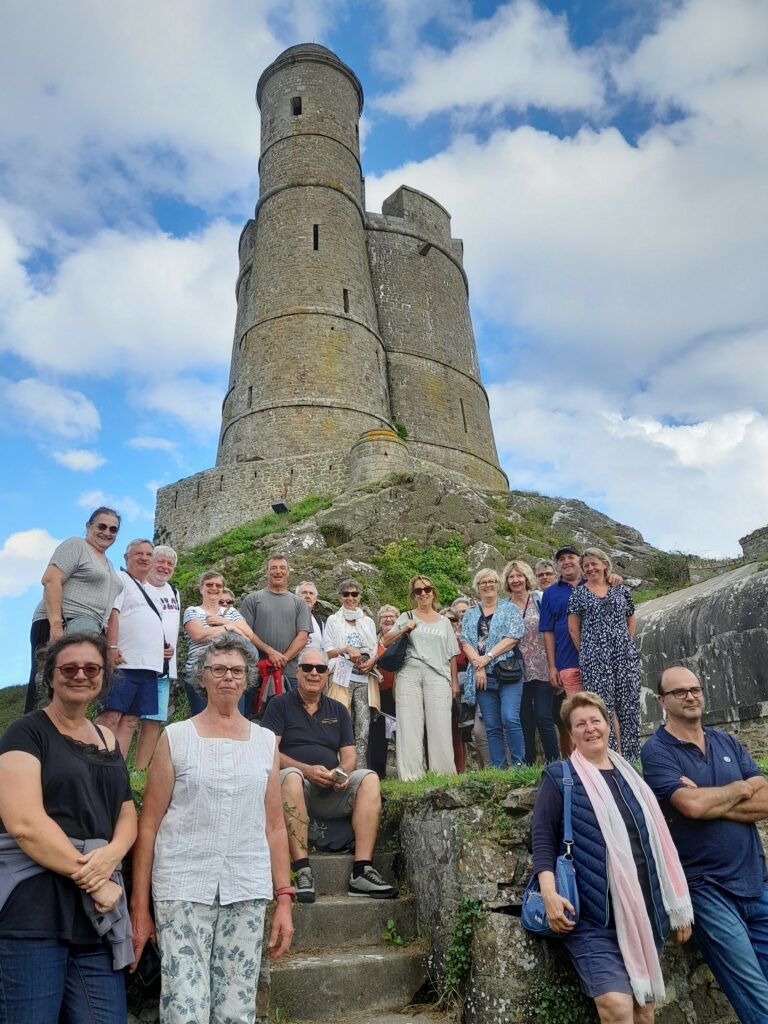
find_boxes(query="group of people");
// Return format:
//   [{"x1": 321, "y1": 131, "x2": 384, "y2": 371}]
[{"x1": 3, "y1": 508, "x2": 767, "y2": 1023}]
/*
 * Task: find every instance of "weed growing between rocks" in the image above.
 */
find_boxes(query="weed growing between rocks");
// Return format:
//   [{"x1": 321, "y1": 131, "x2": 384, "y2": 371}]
[
  {"x1": 436, "y1": 897, "x2": 486, "y2": 1008},
  {"x1": 520, "y1": 979, "x2": 597, "y2": 1024}
]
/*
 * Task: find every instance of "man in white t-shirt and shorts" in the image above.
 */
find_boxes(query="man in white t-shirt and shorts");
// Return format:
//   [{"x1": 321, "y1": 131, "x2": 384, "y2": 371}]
[
  {"x1": 134, "y1": 545, "x2": 180, "y2": 769},
  {"x1": 96, "y1": 539, "x2": 167, "y2": 758}
]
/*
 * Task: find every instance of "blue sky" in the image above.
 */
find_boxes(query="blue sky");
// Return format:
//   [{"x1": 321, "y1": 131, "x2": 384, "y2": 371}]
[{"x1": 2, "y1": 0, "x2": 768, "y2": 687}]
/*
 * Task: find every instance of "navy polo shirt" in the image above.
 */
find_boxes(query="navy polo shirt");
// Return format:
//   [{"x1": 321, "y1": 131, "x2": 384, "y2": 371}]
[
  {"x1": 538, "y1": 578, "x2": 583, "y2": 671},
  {"x1": 641, "y1": 725, "x2": 767, "y2": 897},
  {"x1": 261, "y1": 689, "x2": 354, "y2": 771}
]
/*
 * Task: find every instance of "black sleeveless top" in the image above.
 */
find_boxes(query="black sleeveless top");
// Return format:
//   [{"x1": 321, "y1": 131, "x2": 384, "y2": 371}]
[{"x1": 0, "y1": 710, "x2": 132, "y2": 942}]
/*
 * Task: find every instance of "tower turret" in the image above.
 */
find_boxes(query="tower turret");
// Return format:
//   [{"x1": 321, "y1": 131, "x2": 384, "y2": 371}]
[{"x1": 217, "y1": 44, "x2": 391, "y2": 467}]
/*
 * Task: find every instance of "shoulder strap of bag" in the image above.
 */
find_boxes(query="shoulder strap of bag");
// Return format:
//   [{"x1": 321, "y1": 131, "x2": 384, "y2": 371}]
[
  {"x1": 124, "y1": 570, "x2": 163, "y2": 622},
  {"x1": 562, "y1": 760, "x2": 574, "y2": 851}
]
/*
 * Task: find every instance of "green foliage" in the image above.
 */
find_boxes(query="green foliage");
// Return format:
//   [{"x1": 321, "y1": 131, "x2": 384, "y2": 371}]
[
  {"x1": 172, "y1": 496, "x2": 331, "y2": 599},
  {"x1": 521, "y1": 980, "x2": 597, "y2": 1024},
  {"x1": 593, "y1": 527, "x2": 617, "y2": 549},
  {"x1": 373, "y1": 535, "x2": 470, "y2": 608},
  {"x1": 650, "y1": 551, "x2": 690, "y2": 589},
  {"x1": 494, "y1": 518, "x2": 519, "y2": 538},
  {"x1": 0, "y1": 685, "x2": 25, "y2": 734},
  {"x1": 393, "y1": 420, "x2": 408, "y2": 440},
  {"x1": 382, "y1": 917, "x2": 405, "y2": 946},
  {"x1": 436, "y1": 897, "x2": 485, "y2": 1007}
]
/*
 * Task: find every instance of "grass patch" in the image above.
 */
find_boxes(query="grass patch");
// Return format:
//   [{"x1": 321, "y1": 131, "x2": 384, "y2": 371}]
[
  {"x1": 373, "y1": 535, "x2": 470, "y2": 609},
  {"x1": 173, "y1": 495, "x2": 331, "y2": 599},
  {"x1": 381, "y1": 765, "x2": 543, "y2": 823}
]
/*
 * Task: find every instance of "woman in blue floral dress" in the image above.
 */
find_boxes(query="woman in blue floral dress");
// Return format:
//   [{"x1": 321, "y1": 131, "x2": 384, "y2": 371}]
[{"x1": 567, "y1": 548, "x2": 641, "y2": 761}]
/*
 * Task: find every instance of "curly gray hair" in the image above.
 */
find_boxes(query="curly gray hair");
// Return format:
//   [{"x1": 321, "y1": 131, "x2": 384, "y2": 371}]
[{"x1": 189, "y1": 634, "x2": 258, "y2": 696}]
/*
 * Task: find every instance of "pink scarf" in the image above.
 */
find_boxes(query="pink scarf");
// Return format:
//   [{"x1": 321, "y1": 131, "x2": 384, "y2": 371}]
[{"x1": 570, "y1": 749, "x2": 693, "y2": 1005}]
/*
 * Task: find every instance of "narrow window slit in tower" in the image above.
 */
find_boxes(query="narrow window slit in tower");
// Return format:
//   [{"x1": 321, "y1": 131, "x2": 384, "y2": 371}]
[
  {"x1": 460, "y1": 398, "x2": 468, "y2": 433},
  {"x1": 196, "y1": 481, "x2": 201, "y2": 499},
  {"x1": 248, "y1": 385, "x2": 253, "y2": 407},
  {"x1": 313, "y1": 224, "x2": 319, "y2": 251},
  {"x1": 173, "y1": 490, "x2": 178, "y2": 509},
  {"x1": 220, "y1": 475, "x2": 224, "y2": 492},
  {"x1": 343, "y1": 288, "x2": 350, "y2": 313},
  {"x1": 291, "y1": 96, "x2": 302, "y2": 116}
]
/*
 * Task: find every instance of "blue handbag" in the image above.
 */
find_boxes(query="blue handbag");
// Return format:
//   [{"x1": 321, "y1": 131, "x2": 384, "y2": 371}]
[{"x1": 521, "y1": 761, "x2": 580, "y2": 937}]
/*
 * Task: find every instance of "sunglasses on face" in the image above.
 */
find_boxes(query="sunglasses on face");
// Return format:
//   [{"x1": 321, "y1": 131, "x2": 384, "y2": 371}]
[
  {"x1": 412, "y1": 586, "x2": 434, "y2": 596},
  {"x1": 297, "y1": 663, "x2": 329, "y2": 674},
  {"x1": 57, "y1": 663, "x2": 104, "y2": 679},
  {"x1": 94, "y1": 524, "x2": 119, "y2": 534},
  {"x1": 341, "y1": 591, "x2": 359, "y2": 598}
]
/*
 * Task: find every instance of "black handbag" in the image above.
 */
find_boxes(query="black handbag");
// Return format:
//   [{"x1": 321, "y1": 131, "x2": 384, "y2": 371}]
[
  {"x1": 377, "y1": 612, "x2": 413, "y2": 672},
  {"x1": 494, "y1": 651, "x2": 524, "y2": 684},
  {"x1": 521, "y1": 761, "x2": 580, "y2": 937}
]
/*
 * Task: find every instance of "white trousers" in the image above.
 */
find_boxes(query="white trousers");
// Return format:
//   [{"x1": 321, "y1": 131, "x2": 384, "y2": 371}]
[{"x1": 395, "y1": 659, "x2": 456, "y2": 780}]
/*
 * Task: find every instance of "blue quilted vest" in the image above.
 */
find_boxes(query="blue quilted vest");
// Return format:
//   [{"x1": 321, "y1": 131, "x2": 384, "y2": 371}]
[{"x1": 545, "y1": 760, "x2": 668, "y2": 941}]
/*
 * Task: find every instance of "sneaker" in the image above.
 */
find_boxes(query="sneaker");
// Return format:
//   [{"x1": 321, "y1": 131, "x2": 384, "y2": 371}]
[
  {"x1": 348, "y1": 865, "x2": 398, "y2": 899},
  {"x1": 295, "y1": 866, "x2": 316, "y2": 904}
]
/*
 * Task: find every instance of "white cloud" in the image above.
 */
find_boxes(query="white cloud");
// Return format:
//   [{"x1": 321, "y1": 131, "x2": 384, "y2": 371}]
[
  {"x1": 3, "y1": 221, "x2": 239, "y2": 376},
  {"x1": 376, "y1": 0, "x2": 604, "y2": 120},
  {"x1": 0, "y1": 528, "x2": 60, "y2": 598},
  {"x1": 52, "y1": 449, "x2": 107, "y2": 471},
  {"x1": 489, "y1": 381, "x2": 768, "y2": 557},
  {"x1": 0, "y1": 377, "x2": 100, "y2": 439},
  {"x1": 127, "y1": 436, "x2": 178, "y2": 452},
  {"x1": 78, "y1": 491, "x2": 153, "y2": 523},
  {"x1": 137, "y1": 377, "x2": 224, "y2": 433}
]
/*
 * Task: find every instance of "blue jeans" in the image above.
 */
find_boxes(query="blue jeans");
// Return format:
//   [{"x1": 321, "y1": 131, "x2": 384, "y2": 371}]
[
  {"x1": 520, "y1": 678, "x2": 560, "y2": 763},
  {"x1": 476, "y1": 677, "x2": 524, "y2": 767},
  {"x1": 690, "y1": 883, "x2": 768, "y2": 1024},
  {"x1": 0, "y1": 938, "x2": 126, "y2": 1024}
]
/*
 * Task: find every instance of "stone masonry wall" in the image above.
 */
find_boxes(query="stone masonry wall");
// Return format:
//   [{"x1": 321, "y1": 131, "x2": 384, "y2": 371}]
[{"x1": 397, "y1": 787, "x2": 749, "y2": 1024}]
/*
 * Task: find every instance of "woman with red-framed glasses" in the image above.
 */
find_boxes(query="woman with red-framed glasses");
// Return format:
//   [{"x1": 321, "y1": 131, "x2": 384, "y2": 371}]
[{"x1": 382, "y1": 575, "x2": 460, "y2": 780}]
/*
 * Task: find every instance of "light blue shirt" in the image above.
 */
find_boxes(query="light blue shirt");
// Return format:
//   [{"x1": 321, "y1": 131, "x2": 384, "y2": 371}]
[{"x1": 460, "y1": 599, "x2": 525, "y2": 703}]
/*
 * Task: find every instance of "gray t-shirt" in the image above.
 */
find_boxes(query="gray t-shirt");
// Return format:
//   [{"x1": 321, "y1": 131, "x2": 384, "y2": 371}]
[
  {"x1": 394, "y1": 612, "x2": 460, "y2": 681},
  {"x1": 239, "y1": 588, "x2": 311, "y2": 676},
  {"x1": 32, "y1": 537, "x2": 123, "y2": 628}
]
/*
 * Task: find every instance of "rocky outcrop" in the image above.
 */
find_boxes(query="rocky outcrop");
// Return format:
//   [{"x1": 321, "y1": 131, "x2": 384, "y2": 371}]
[
  {"x1": 636, "y1": 564, "x2": 768, "y2": 750},
  {"x1": 215, "y1": 471, "x2": 666, "y2": 607}
]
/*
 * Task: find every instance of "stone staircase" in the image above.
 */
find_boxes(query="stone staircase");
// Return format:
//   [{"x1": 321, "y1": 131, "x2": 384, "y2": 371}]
[{"x1": 268, "y1": 851, "x2": 427, "y2": 1021}]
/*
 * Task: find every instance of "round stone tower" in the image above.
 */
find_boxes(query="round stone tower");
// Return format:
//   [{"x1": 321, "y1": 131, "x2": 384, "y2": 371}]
[{"x1": 217, "y1": 44, "x2": 391, "y2": 466}]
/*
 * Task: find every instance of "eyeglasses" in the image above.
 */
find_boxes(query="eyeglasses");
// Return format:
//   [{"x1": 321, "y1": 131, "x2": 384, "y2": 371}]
[
  {"x1": 341, "y1": 591, "x2": 359, "y2": 598},
  {"x1": 660, "y1": 686, "x2": 703, "y2": 700},
  {"x1": 205, "y1": 664, "x2": 247, "y2": 679},
  {"x1": 220, "y1": 599, "x2": 234, "y2": 606},
  {"x1": 412, "y1": 586, "x2": 434, "y2": 596},
  {"x1": 204, "y1": 583, "x2": 223, "y2": 590},
  {"x1": 94, "y1": 524, "x2": 119, "y2": 534},
  {"x1": 57, "y1": 663, "x2": 104, "y2": 679},
  {"x1": 297, "y1": 663, "x2": 329, "y2": 674}
]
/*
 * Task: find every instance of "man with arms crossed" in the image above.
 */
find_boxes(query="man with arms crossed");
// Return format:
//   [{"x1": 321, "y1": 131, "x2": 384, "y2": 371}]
[
  {"x1": 261, "y1": 648, "x2": 397, "y2": 904},
  {"x1": 240, "y1": 555, "x2": 310, "y2": 689},
  {"x1": 642, "y1": 666, "x2": 768, "y2": 1024}
]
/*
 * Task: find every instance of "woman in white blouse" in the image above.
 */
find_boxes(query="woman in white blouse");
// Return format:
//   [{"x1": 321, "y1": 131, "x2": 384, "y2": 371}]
[
  {"x1": 129, "y1": 635, "x2": 293, "y2": 1024},
  {"x1": 322, "y1": 579, "x2": 380, "y2": 769}
]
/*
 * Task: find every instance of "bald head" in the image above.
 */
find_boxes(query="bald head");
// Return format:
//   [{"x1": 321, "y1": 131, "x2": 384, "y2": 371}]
[{"x1": 658, "y1": 666, "x2": 700, "y2": 696}]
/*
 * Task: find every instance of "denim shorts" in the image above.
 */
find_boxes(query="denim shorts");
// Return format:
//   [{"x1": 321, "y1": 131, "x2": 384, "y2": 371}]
[
  {"x1": 102, "y1": 668, "x2": 159, "y2": 717},
  {"x1": 141, "y1": 675, "x2": 170, "y2": 722},
  {"x1": 565, "y1": 922, "x2": 633, "y2": 997}
]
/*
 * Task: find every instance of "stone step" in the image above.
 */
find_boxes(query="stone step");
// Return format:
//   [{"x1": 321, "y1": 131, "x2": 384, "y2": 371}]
[
  {"x1": 292, "y1": 894, "x2": 417, "y2": 951},
  {"x1": 308, "y1": 851, "x2": 396, "y2": 896},
  {"x1": 269, "y1": 945, "x2": 427, "y2": 1020}
]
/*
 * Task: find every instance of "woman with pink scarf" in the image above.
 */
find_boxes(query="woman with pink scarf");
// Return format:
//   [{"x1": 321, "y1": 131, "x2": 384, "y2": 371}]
[{"x1": 531, "y1": 692, "x2": 693, "y2": 1024}]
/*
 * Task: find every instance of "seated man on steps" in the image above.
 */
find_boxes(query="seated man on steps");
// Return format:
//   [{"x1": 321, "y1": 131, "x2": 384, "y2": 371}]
[{"x1": 261, "y1": 648, "x2": 398, "y2": 904}]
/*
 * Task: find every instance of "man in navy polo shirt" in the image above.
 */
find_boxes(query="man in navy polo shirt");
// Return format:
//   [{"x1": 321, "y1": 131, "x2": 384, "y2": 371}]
[
  {"x1": 641, "y1": 666, "x2": 768, "y2": 1024},
  {"x1": 538, "y1": 546, "x2": 585, "y2": 704},
  {"x1": 261, "y1": 647, "x2": 397, "y2": 904}
]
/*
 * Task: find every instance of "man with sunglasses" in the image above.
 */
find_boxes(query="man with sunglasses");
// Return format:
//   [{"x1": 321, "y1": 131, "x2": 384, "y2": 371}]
[
  {"x1": 641, "y1": 666, "x2": 768, "y2": 1023},
  {"x1": 261, "y1": 649, "x2": 398, "y2": 903},
  {"x1": 240, "y1": 554, "x2": 310, "y2": 689}
]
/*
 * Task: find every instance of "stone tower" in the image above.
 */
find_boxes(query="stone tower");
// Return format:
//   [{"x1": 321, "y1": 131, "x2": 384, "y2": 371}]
[{"x1": 155, "y1": 44, "x2": 508, "y2": 549}]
